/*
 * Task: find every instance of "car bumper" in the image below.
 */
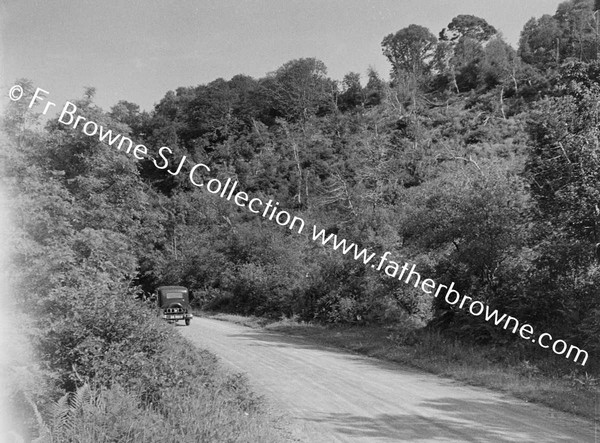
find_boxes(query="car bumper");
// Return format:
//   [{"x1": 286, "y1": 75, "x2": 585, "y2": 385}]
[{"x1": 162, "y1": 313, "x2": 193, "y2": 320}]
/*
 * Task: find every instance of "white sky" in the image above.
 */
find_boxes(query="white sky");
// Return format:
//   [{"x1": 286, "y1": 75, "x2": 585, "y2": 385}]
[{"x1": 1, "y1": 0, "x2": 561, "y2": 112}]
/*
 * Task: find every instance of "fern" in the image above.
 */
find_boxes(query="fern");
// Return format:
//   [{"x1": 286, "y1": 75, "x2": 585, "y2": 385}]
[
  {"x1": 70, "y1": 383, "x2": 91, "y2": 414},
  {"x1": 50, "y1": 392, "x2": 71, "y2": 439},
  {"x1": 27, "y1": 383, "x2": 97, "y2": 441}
]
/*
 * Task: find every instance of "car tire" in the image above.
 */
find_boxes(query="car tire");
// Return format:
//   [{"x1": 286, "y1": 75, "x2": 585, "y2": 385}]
[{"x1": 185, "y1": 319, "x2": 191, "y2": 326}]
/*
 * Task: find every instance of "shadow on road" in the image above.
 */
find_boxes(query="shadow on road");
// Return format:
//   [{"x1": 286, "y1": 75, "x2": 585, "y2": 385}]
[
  {"x1": 225, "y1": 328, "x2": 438, "y2": 375},
  {"x1": 214, "y1": 326, "x2": 594, "y2": 442},
  {"x1": 302, "y1": 396, "x2": 585, "y2": 442}
]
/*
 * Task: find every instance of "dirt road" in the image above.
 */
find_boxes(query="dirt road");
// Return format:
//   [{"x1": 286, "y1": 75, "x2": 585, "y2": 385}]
[{"x1": 180, "y1": 318, "x2": 597, "y2": 442}]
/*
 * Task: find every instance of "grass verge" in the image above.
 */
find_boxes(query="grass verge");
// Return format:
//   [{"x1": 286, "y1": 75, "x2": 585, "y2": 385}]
[
  {"x1": 203, "y1": 312, "x2": 599, "y2": 421},
  {"x1": 6, "y1": 302, "x2": 289, "y2": 443}
]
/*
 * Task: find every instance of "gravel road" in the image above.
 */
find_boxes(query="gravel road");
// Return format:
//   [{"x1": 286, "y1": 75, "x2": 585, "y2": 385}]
[{"x1": 180, "y1": 317, "x2": 597, "y2": 442}]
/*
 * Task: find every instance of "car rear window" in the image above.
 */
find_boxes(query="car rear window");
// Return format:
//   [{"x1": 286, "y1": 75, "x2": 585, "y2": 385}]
[{"x1": 166, "y1": 292, "x2": 184, "y2": 299}]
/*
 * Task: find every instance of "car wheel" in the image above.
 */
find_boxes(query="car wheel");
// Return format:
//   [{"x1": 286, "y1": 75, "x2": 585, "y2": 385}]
[{"x1": 185, "y1": 319, "x2": 191, "y2": 326}]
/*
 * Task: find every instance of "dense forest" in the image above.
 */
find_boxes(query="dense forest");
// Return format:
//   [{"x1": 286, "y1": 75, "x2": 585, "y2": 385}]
[
  {"x1": 119, "y1": 2, "x2": 600, "y2": 364},
  {"x1": 4, "y1": 0, "x2": 600, "y2": 439}
]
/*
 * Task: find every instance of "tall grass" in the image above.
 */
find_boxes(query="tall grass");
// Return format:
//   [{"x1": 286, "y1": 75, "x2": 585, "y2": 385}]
[
  {"x1": 38, "y1": 377, "x2": 280, "y2": 443},
  {"x1": 35, "y1": 313, "x2": 282, "y2": 443},
  {"x1": 5, "y1": 298, "x2": 284, "y2": 442}
]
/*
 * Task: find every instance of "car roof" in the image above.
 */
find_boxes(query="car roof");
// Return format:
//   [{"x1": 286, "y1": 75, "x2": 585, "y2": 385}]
[{"x1": 157, "y1": 286, "x2": 188, "y2": 291}]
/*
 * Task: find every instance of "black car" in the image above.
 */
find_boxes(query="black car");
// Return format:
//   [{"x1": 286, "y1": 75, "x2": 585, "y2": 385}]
[{"x1": 155, "y1": 285, "x2": 193, "y2": 326}]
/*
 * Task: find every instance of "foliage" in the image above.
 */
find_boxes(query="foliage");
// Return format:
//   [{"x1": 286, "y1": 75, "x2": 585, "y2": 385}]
[
  {"x1": 440, "y1": 15, "x2": 497, "y2": 43},
  {"x1": 382, "y1": 24, "x2": 438, "y2": 79},
  {"x1": 7, "y1": 8, "x2": 600, "y2": 440},
  {"x1": 523, "y1": 60, "x2": 600, "y2": 352},
  {"x1": 3, "y1": 86, "x2": 281, "y2": 441}
]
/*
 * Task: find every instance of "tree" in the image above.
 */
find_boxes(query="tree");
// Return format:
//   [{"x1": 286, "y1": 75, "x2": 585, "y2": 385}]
[
  {"x1": 554, "y1": 0, "x2": 597, "y2": 62},
  {"x1": 480, "y1": 37, "x2": 521, "y2": 90},
  {"x1": 519, "y1": 15, "x2": 562, "y2": 68},
  {"x1": 436, "y1": 16, "x2": 498, "y2": 92},
  {"x1": 520, "y1": 0, "x2": 600, "y2": 69},
  {"x1": 339, "y1": 72, "x2": 365, "y2": 111},
  {"x1": 451, "y1": 36, "x2": 486, "y2": 91},
  {"x1": 526, "y1": 61, "x2": 600, "y2": 242},
  {"x1": 109, "y1": 100, "x2": 149, "y2": 137},
  {"x1": 382, "y1": 25, "x2": 437, "y2": 79},
  {"x1": 400, "y1": 159, "x2": 530, "y2": 339},
  {"x1": 524, "y1": 61, "x2": 600, "y2": 347},
  {"x1": 260, "y1": 58, "x2": 335, "y2": 122},
  {"x1": 182, "y1": 78, "x2": 245, "y2": 144},
  {"x1": 440, "y1": 14, "x2": 497, "y2": 43},
  {"x1": 364, "y1": 68, "x2": 384, "y2": 106}
]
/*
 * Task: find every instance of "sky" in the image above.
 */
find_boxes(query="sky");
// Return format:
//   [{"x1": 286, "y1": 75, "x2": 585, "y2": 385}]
[{"x1": 1, "y1": 0, "x2": 561, "y2": 113}]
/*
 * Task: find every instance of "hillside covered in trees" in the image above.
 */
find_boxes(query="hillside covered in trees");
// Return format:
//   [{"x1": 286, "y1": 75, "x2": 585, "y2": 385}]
[
  {"x1": 109, "y1": 1, "x2": 599, "y2": 366},
  {"x1": 4, "y1": 0, "x2": 600, "y2": 439}
]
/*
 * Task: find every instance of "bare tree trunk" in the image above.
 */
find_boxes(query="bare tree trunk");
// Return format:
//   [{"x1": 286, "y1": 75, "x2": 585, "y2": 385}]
[
  {"x1": 291, "y1": 141, "x2": 302, "y2": 206},
  {"x1": 511, "y1": 65, "x2": 519, "y2": 93},
  {"x1": 282, "y1": 122, "x2": 304, "y2": 206},
  {"x1": 452, "y1": 67, "x2": 460, "y2": 93},
  {"x1": 500, "y1": 87, "x2": 507, "y2": 120},
  {"x1": 173, "y1": 227, "x2": 177, "y2": 260}
]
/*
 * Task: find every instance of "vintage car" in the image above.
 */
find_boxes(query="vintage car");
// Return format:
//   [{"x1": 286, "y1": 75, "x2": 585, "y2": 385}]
[{"x1": 155, "y1": 285, "x2": 193, "y2": 325}]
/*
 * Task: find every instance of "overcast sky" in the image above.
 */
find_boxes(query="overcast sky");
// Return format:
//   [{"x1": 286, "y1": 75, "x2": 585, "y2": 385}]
[{"x1": 1, "y1": 0, "x2": 560, "y2": 113}]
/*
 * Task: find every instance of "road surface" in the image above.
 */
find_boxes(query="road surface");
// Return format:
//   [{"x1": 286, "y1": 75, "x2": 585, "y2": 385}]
[{"x1": 180, "y1": 318, "x2": 597, "y2": 442}]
